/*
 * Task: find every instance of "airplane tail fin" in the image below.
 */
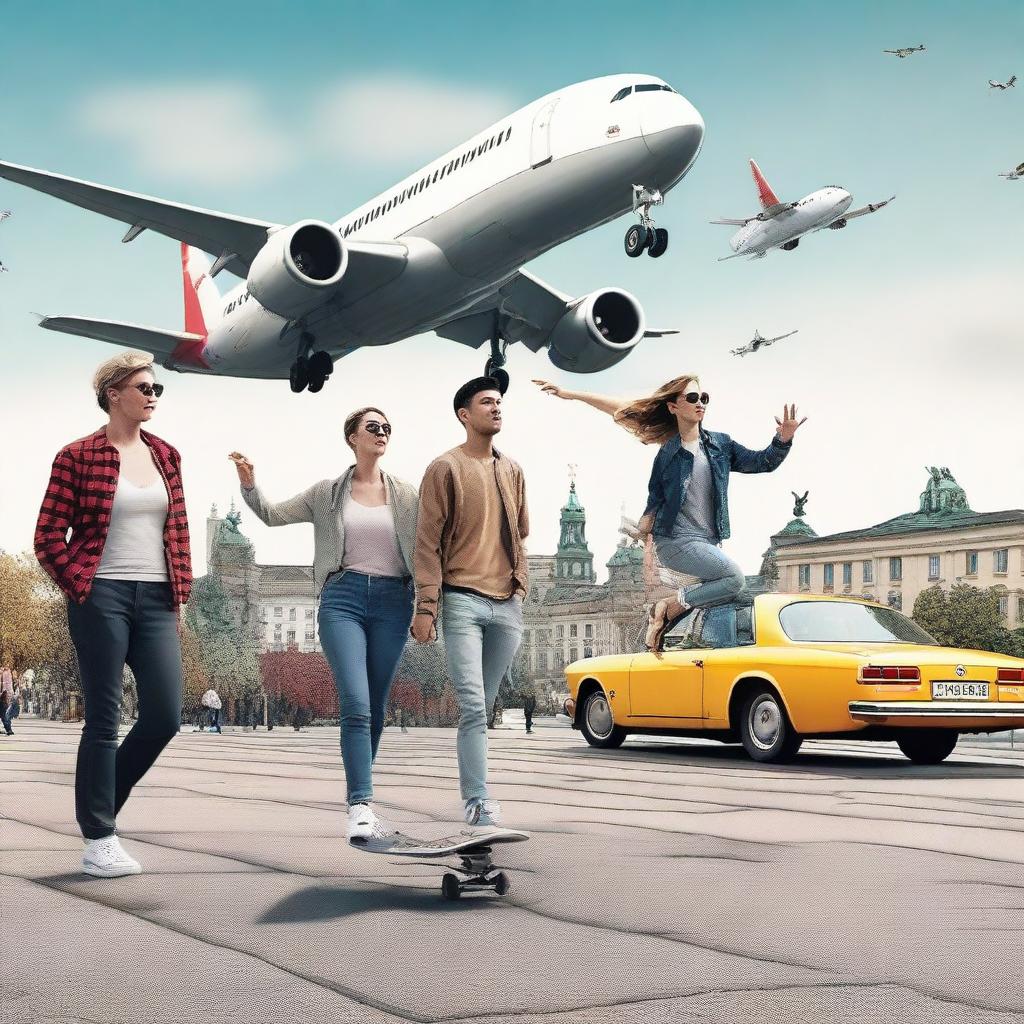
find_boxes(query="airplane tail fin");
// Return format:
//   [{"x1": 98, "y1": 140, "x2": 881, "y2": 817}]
[
  {"x1": 182, "y1": 243, "x2": 220, "y2": 337},
  {"x1": 749, "y1": 159, "x2": 780, "y2": 210}
]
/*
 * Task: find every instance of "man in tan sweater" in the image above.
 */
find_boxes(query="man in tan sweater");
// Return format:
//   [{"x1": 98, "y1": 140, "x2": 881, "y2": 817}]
[{"x1": 413, "y1": 377, "x2": 529, "y2": 828}]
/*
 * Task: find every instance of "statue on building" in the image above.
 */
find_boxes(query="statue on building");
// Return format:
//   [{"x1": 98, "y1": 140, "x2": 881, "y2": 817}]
[
  {"x1": 791, "y1": 490, "x2": 809, "y2": 518},
  {"x1": 920, "y1": 466, "x2": 970, "y2": 514}
]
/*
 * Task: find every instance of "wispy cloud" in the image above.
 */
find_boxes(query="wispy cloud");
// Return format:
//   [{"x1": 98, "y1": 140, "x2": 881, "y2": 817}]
[
  {"x1": 313, "y1": 74, "x2": 515, "y2": 164},
  {"x1": 75, "y1": 83, "x2": 295, "y2": 186}
]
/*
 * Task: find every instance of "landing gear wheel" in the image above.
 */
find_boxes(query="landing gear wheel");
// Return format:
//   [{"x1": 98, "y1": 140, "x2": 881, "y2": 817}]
[
  {"x1": 624, "y1": 224, "x2": 650, "y2": 257},
  {"x1": 441, "y1": 873, "x2": 461, "y2": 901},
  {"x1": 896, "y1": 729, "x2": 958, "y2": 765},
  {"x1": 647, "y1": 228, "x2": 669, "y2": 258},
  {"x1": 579, "y1": 688, "x2": 627, "y2": 749},
  {"x1": 492, "y1": 871, "x2": 509, "y2": 896},
  {"x1": 308, "y1": 376, "x2": 325, "y2": 394},
  {"x1": 485, "y1": 363, "x2": 510, "y2": 394},
  {"x1": 739, "y1": 687, "x2": 803, "y2": 763},
  {"x1": 309, "y1": 350, "x2": 333, "y2": 380},
  {"x1": 289, "y1": 356, "x2": 309, "y2": 394}
]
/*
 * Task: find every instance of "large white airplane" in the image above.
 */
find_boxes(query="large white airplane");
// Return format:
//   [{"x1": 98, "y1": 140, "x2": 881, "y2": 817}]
[
  {"x1": 712, "y1": 160, "x2": 894, "y2": 261},
  {"x1": 0, "y1": 74, "x2": 704, "y2": 393}
]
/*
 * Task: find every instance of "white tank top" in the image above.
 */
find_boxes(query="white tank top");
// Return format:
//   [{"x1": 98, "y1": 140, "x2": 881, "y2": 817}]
[
  {"x1": 96, "y1": 476, "x2": 170, "y2": 582},
  {"x1": 341, "y1": 499, "x2": 406, "y2": 577}
]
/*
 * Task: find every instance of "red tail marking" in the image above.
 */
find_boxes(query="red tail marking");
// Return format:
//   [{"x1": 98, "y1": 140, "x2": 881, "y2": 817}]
[
  {"x1": 174, "y1": 243, "x2": 210, "y2": 369},
  {"x1": 749, "y1": 159, "x2": 780, "y2": 210}
]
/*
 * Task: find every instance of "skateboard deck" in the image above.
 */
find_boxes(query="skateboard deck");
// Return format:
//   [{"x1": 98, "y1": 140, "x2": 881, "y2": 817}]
[{"x1": 350, "y1": 828, "x2": 529, "y2": 899}]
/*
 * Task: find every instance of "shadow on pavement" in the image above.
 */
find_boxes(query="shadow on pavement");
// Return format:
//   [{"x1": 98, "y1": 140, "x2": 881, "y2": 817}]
[{"x1": 258, "y1": 884, "x2": 492, "y2": 923}]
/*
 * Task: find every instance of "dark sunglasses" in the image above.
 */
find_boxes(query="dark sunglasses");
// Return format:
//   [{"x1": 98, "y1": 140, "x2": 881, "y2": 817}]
[
  {"x1": 680, "y1": 391, "x2": 710, "y2": 406},
  {"x1": 130, "y1": 382, "x2": 164, "y2": 398},
  {"x1": 364, "y1": 420, "x2": 392, "y2": 437}
]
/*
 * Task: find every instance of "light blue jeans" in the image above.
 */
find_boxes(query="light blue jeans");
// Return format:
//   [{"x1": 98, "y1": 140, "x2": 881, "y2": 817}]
[
  {"x1": 318, "y1": 571, "x2": 414, "y2": 805},
  {"x1": 655, "y1": 535, "x2": 747, "y2": 608},
  {"x1": 441, "y1": 590, "x2": 524, "y2": 803}
]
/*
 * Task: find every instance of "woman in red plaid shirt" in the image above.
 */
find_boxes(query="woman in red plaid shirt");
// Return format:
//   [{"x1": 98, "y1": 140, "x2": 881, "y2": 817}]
[{"x1": 35, "y1": 351, "x2": 192, "y2": 878}]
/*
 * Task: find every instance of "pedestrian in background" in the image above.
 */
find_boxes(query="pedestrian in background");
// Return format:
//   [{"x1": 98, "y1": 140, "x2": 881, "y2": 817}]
[{"x1": 201, "y1": 688, "x2": 222, "y2": 733}]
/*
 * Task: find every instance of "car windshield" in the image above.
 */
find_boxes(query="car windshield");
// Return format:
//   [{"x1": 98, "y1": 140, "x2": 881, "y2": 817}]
[{"x1": 778, "y1": 601, "x2": 939, "y2": 645}]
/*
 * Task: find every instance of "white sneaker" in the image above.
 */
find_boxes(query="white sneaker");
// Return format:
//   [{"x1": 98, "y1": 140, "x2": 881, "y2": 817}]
[
  {"x1": 82, "y1": 835, "x2": 142, "y2": 878},
  {"x1": 347, "y1": 802, "x2": 392, "y2": 841},
  {"x1": 465, "y1": 798, "x2": 503, "y2": 828}
]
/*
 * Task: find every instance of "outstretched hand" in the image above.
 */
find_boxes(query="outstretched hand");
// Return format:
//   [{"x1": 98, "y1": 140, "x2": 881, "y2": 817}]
[
  {"x1": 774, "y1": 404, "x2": 807, "y2": 443},
  {"x1": 228, "y1": 452, "x2": 255, "y2": 489},
  {"x1": 532, "y1": 379, "x2": 574, "y2": 401}
]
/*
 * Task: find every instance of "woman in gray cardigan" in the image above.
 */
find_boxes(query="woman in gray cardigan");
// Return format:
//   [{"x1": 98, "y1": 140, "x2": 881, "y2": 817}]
[{"x1": 229, "y1": 407, "x2": 418, "y2": 840}]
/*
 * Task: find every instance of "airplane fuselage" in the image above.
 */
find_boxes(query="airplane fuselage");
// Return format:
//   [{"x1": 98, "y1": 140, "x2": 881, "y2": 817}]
[
  {"x1": 729, "y1": 187, "x2": 852, "y2": 256},
  {"x1": 194, "y1": 74, "x2": 704, "y2": 378}
]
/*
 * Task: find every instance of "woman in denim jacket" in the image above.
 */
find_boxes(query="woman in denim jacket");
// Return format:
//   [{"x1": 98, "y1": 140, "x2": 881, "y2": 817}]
[{"x1": 535, "y1": 375, "x2": 805, "y2": 648}]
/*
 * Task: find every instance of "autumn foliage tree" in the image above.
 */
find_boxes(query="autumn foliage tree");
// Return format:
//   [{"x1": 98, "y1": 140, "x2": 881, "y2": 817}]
[{"x1": 260, "y1": 649, "x2": 337, "y2": 719}]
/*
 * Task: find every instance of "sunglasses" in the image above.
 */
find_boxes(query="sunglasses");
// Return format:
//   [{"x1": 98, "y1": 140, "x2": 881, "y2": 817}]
[
  {"x1": 364, "y1": 420, "x2": 392, "y2": 437},
  {"x1": 679, "y1": 391, "x2": 710, "y2": 406},
  {"x1": 129, "y1": 382, "x2": 164, "y2": 398}
]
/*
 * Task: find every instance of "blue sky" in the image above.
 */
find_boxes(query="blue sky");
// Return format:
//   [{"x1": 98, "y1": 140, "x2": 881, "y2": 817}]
[{"x1": 1, "y1": 0, "x2": 1021, "y2": 575}]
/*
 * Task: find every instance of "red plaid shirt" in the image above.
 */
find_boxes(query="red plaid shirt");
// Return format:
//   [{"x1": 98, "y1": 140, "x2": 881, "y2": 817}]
[{"x1": 34, "y1": 427, "x2": 193, "y2": 607}]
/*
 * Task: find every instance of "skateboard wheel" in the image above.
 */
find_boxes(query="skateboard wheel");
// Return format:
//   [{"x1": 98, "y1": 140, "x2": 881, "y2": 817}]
[
  {"x1": 492, "y1": 871, "x2": 509, "y2": 896},
  {"x1": 442, "y1": 873, "x2": 462, "y2": 901}
]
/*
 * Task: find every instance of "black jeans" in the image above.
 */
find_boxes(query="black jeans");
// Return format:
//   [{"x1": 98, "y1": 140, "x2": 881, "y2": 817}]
[
  {"x1": 67, "y1": 579, "x2": 183, "y2": 840},
  {"x1": 208, "y1": 708, "x2": 221, "y2": 732}
]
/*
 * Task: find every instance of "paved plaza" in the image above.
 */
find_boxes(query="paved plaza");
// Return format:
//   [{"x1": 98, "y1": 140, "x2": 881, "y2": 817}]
[{"x1": 3, "y1": 716, "x2": 1024, "y2": 1023}]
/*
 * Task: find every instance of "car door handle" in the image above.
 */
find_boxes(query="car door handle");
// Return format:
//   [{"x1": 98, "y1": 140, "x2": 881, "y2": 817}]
[{"x1": 692, "y1": 659, "x2": 703, "y2": 668}]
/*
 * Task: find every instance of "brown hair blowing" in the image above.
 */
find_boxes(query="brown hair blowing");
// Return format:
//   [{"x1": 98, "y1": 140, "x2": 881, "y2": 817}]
[{"x1": 613, "y1": 374, "x2": 700, "y2": 446}]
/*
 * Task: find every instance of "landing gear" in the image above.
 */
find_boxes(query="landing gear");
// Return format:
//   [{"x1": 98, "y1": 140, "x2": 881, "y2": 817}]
[
  {"x1": 781, "y1": 239, "x2": 800, "y2": 251},
  {"x1": 626, "y1": 184, "x2": 669, "y2": 258},
  {"x1": 483, "y1": 315, "x2": 510, "y2": 394},
  {"x1": 288, "y1": 333, "x2": 334, "y2": 394}
]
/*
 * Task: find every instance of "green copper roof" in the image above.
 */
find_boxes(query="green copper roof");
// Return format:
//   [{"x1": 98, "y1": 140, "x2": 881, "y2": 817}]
[
  {"x1": 607, "y1": 541, "x2": 644, "y2": 567},
  {"x1": 774, "y1": 518, "x2": 818, "y2": 540},
  {"x1": 781, "y1": 508, "x2": 1024, "y2": 546}
]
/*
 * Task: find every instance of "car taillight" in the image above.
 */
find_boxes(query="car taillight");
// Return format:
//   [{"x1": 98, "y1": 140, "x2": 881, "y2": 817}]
[
  {"x1": 859, "y1": 666, "x2": 921, "y2": 683},
  {"x1": 998, "y1": 668, "x2": 1024, "y2": 683}
]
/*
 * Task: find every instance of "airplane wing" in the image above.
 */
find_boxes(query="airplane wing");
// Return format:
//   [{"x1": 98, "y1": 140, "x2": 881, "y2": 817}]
[
  {"x1": 836, "y1": 195, "x2": 895, "y2": 221},
  {"x1": 0, "y1": 159, "x2": 278, "y2": 278},
  {"x1": 435, "y1": 269, "x2": 676, "y2": 353},
  {"x1": 37, "y1": 316, "x2": 203, "y2": 358}
]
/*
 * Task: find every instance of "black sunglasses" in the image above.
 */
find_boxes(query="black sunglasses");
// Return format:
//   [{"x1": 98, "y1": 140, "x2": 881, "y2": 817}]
[
  {"x1": 364, "y1": 420, "x2": 392, "y2": 437},
  {"x1": 130, "y1": 382, "x2": 164, "y2": 398},
  {"x1": 680, "y1": 391, "x2": 710, "y2": 406}
]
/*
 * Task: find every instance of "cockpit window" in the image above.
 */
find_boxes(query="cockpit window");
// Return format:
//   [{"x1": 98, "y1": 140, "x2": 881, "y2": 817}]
[
  {"x1": 635, "y1": 83, "x2": 674, "y2": 93},
  {"x1": 611, "y1": 86, "x2": 632, "y2": 102}
]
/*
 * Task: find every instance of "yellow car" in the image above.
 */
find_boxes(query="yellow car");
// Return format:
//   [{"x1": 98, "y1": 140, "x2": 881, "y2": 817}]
[{"x1": 562, "y1": 593, "x2": 1024, "y2": 764}]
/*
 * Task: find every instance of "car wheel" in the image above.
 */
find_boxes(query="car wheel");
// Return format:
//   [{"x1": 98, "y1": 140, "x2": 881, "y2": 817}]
[
  {"x1": 578, "y1": 688, "x2": 627, "y2": 749},
  {"x1": 896, "y1": 729, "x2": 958, "y2": 765},
  {"x1": 739, "y1": 687, "x2": 803, "y2": 763}
]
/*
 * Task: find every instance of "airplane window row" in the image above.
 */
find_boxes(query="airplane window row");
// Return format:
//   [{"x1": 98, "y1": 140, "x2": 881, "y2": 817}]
[
  {"x1": 610, "y1": 83, "x2": 675, "y2": 102},
  {"x1": 340, "y1": 125, "x2": 514, "y2": 238},
  {"x1": 224, "y1": 290, "x2": 253, "y2": 316}
]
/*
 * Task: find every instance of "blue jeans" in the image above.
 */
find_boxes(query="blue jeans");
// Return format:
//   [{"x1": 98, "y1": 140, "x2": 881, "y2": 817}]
[
  {"x1": 318, "y1": 571, "x2": 414, "y2": 805},
  {"x1": 441, "y1": 591, "x2": 523, "y2": 803},
  {"x1": 655, "y1": 535, "x2": 746, "y2": 608}
]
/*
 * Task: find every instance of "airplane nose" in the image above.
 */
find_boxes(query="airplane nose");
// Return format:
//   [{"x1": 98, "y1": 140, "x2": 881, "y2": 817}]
[{"x1": 641, "y1": 93, "x2": 705, "y2": 173}]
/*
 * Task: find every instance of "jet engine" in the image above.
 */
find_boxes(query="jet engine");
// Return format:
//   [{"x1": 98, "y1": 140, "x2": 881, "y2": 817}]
[
  {"x1": 547, "y1": 289, "x2": 644, "y2": 373},
  {"x1": 246, "y1": 220, "x2": 348, "y2": 319}
]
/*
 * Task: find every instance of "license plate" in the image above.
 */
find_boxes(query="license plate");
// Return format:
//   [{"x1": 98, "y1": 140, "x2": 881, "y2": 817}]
[{"x1": 931, "y1": 681, "x2": 989, "y2": 700}]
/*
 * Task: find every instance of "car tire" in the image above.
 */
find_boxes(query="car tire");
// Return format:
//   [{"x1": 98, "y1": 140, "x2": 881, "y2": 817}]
[
  {"x1": 578, "y1": 688, "x2": 627, "y2": 749},
  {"x1": 739, "y1": 687, "x2": 803, "y2": 763},
  {"x1": 896, "y1": 729, "x2": 958, "y2": 765}
]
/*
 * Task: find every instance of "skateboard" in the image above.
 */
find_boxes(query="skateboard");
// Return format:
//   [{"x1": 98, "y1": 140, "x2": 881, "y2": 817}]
[{"x1": 350, "y1": 828, "x2": 529, "y2": 900}]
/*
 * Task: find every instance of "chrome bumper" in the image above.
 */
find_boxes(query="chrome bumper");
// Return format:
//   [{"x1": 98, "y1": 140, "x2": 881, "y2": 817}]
[{"x1": 849, "y1": 700, "x2": 1024, "y2": 720}]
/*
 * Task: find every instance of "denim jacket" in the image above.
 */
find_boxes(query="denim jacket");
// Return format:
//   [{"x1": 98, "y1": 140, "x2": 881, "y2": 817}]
[{"x1": 643, "y1": 428, "x2": 792, "y2": 540}]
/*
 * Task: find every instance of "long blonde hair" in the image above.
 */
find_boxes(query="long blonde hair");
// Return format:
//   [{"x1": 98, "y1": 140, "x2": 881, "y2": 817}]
[{"x1": 613, "y1": 374, "x2": 700, "y2": 445}]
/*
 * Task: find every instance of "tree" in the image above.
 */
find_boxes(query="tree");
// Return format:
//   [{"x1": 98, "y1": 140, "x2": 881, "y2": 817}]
[
  {"x1": 914, "y1": 583, "x2": 1004, "y2": 652},
  {"x1": 260, "y1": 649, "x2": 337, "y2": 719},
  {"x1": 912, "y1": 585, "x2": 950, "y2": 642}
]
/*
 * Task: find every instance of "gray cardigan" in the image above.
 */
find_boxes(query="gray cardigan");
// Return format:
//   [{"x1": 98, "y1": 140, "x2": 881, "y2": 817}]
[{"x1": 240, "y1": 466, "x2": 419, "y2": 598}]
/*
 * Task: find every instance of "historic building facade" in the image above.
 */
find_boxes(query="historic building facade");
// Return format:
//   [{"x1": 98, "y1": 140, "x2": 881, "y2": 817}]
[{"x1": 768, "y1": 470, "x2": 1024, "y2": 624}]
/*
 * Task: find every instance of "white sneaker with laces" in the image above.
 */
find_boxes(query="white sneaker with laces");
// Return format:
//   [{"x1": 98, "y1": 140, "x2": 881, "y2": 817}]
[
  {"x1": 82, "y1": 835, "x2": 142, "y2": 878},
  {"x1": 347, "y1": 802, "x2": 392, "y2": 841},
  {"x1": 465, "y1": 798, "x2": 503, "y2": 828}
]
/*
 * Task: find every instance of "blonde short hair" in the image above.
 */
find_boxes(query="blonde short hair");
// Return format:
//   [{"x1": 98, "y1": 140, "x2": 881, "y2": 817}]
[{"x1": 93, "y1": 352, "x2": 155, "y2": 412}]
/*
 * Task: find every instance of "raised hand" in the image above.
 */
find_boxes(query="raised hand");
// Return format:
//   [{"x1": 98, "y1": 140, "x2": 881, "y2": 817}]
[
  {"x1": 774, "y1": 404, "x2": 807, "y2": 443},
  {"x1": 532, "y1": 379, "x2": 575, "y2": 401},
  {"x1": 228, "y1": 452, "x2": 255, "y2": 489}
]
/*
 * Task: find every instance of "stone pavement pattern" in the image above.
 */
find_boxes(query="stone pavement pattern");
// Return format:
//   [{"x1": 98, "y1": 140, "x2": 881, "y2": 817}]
[{"x1": 3, "y1": 718, "x2": 1024, "y2": 1023}]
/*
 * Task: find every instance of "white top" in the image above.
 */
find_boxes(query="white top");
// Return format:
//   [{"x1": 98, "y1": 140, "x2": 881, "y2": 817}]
[
  {"x1": 341, "y1": 499, "x2": 407, "y2": 577},
  {"x1": 673, "y1": 437, "x2": 717, "y2": 542},
  {"x1": 96, "y1": 476, "x2": 170, "y2": 582}
]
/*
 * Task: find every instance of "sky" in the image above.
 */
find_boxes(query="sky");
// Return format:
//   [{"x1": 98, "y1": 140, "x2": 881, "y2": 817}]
[{"x1": 0, "y1": 0, "x2": 1021, "y2": 579}]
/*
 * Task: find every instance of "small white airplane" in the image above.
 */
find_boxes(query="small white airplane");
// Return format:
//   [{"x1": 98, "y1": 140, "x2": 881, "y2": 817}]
[
  {"x1": 989, "y1": 75, "x2": 1017, "y2": 90},
  {"x1": 712, "y1": 160, "x2": 895, "y2": 261},
  {"x1": 730, "y1": 328, "x2": 798, "y2": 357},
  {"x1": 0, "y1": 74, "x2": 704, "y2": 393},
  {"x1": 998, "y1": 162, "x2": 1024, "y2": 180},
  {"x1": 0, "y1": 210, "x2": 10, "y2": 272},
  {"x1": 884, "y1": 44, "x2": 925, "y2": 58}
]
